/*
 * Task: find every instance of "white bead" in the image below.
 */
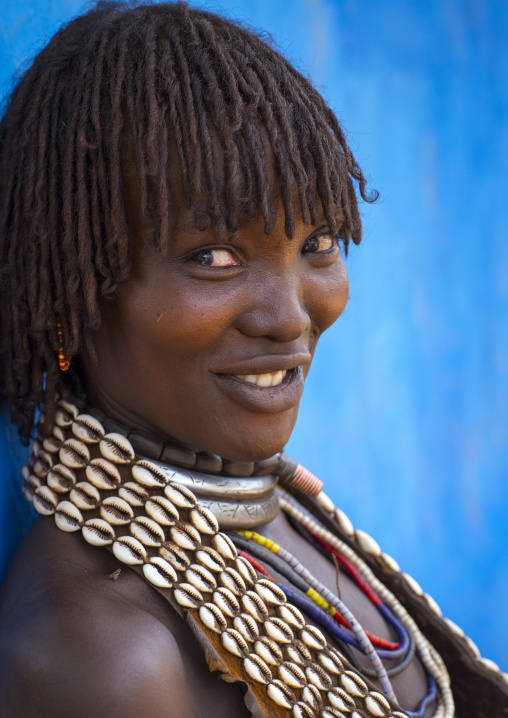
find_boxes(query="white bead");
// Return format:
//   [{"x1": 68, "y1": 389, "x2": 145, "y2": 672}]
[
  {"x1": 355, "y1": 529, "x2": 381, "y2": 557},
  {"x1": 423, "y1": 592, "x2": 442, "y2": 618},
  {"x1": 335, "y1": 507, "x2": 354, "y2": 536},
  {"x1": 316, "y1": 490, "x2": 335, "y2": 513},
  {"x1": 402, "y1": 571, "x2": 423, "y2": 596}
]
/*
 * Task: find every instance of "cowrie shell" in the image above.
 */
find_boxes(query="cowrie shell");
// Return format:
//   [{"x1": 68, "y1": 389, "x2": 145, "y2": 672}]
[
  {"x1": 71, "y1": 414, "x2": 105, "y2": 443},
  {"x1": 267, "y1": 680, "x2": 295, "y2": 709},
  {"x1": 185, "y1": 564, "x2": 217, "y2": 592},
  {"x1": 292, "y1": 702, "x2": 315, "y2": 718},
  {"x1": 234, "y1": 555, "x2": 258, "y2": 585},
  {"x1": 212, "y1": 532, "x2": 237, "y2": 560},
  {"x1": 143, "y1": 557, "x2": 177, "y2": 588},
  {"x1": 130, "y1": 516, "x2": 165, "y2": 546},
  {"x1": 305, "y1": 663, "x2": 332, "y2": 690},
  {"x1": 43, "y1": 435, "x2": 63, "y2": 453},
  {"x1": 278, "y1": 603, "x2": 305, "y2": 629},
  {"x1": 52, "y1": 425, "x2": 66, "y2": 442},
  {"x1": 301, "y1": 684, "x2": 321, "y2": 709},
  {"x1": 391, "y1": 713, "x2": 410, "y2": 718},
  {"x1": 335, "y1": 507, "x2": 354, "y2": 536},
  {"x1": 327, "y1": 687, "x2": 356, "y2": 712},
  {"x1": 321, "y1": 709, "x2": 347, "y2": 718},
  {"x1": 316, "y1": 490, "x2": 335, "y2": 513},
  {"x1": 59, "y1": 439, "x2": 90, "y2": 469},
  {"x1": 169, "y1": 523, "x2": 200, "y2": 550},
  {"x1": 100, "y1": 496, "x2": 134, "y2": 525},
  {"x1": 286, "y1": 646, "x2": 306, "y2": 666},
  {"x1": 243, "y1": 653, "x2": 272, "y2": 684},
  {"x1": 21, "y1": 465, "x2": 31, "y2": 481},
  {"x1": 364, "y1": 692, "x2": 391, "y2": 717},
  {"x1": 355, "y1": 529, "x2": 381, "y2": 557},
  {"x1": 255, "y1": 579, "x2": 286, "y2": 606},
  {"x1": 55, "y1": 501, "x2": 83, "y2": 532},
  {"x1": 99, "y1": 433, "x2": 135, "y2": 464},
  {"x1": 86, "y1": 458, "x2": 121, "y2": 490},
  {"x1": 145, "y1": 496, "x2": 179, "y2": 525},
  {"x1": 381, "y1": 552, "x2": 400, "y2": 573},
  {"x1": 424, "y1": 592, "x2": 442, "y2": 618},
  {"x1": 241, "y1": 591, "x2": 268, "y2": 622},
  {"x1": 47, "y1": 464, "x2": 76, "y2": 493},
  {"x1": 199, "y1": 603, "x2": 227, "y2": 633},
  {"x1": 31, "y1": 439, "x2": 41, "y2": 456},
  {"x1": 132, "y1": 460, "x2": 167, "y2": 488},
  {"x1": 402, "y1": 572, "x2": 423, "y2": 597},
  {"x1": 212, "y1": 587, "x2": 240, "y2": 617},
  {"x1": 173, "y1": 582, "x2": 203, "y2": 608},
  {"x1": 264, "y1": 617, "x2": 293, "y2": 644},
  {"x1": 119, "y1": 482, "x2": 150, "y2": 507},
  {"x1": 318, "y1": 648, "x2": 343, "y2": 674},
  {"x1": 278, "y1": 661, "x2": 306, "y2": 688},
  {"x1": 189, "y1": 506, "x2": 219, "y2": 535},
  {"x1": 195, "y1": 546, "x2": 225, "y2": 573},
  {"x1": 253, "y1": 637, "x2": 283, "y2": 665},
  {"x1": 222, "y1": 629, "x2": 249, "y2": 658},
  {"x1": 340, "y1": 671, "x2": 368, "y2": 698},
  {"x1": 33, "y1": 485, "x2": 58, "y2": 515},
  {"x1": 55, "y1": 400, "x2": 78, "y2": 427},
  {"x1": 233, "y1": 614, "x2": 259, "y2": 642},
  {"x1": 112, "y1": 536, "x2": 147, "y2": 565},
  {"x1": 82, "y1": 518, "x2": 115, "y2": 546},
  {"x1": 22, "y1": 475, "x2": 41, "y2": 500},
  {"x1": 164, "y1": 482, "x2": 196, "y2": 508},
  {"x1": 159, "y1": 544, "x2": 190, "y2": 571},
  {"x1": 70, "y1": 481, "x2": 101, "y2": 510},
  {"x1": 33, "y1": 450, "x2": 54, "y2": 477},
  {"x1": 219, "y1": 567, "x2": 246, "y2": 595},
  {"x1": 300, "y1": 625, "x2": 326, "y2": 651}
]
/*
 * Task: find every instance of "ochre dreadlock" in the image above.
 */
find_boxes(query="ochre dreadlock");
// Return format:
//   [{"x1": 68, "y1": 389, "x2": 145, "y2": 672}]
[{"x1": 0, "y1": 0, "x2": 377, "y2": 445}]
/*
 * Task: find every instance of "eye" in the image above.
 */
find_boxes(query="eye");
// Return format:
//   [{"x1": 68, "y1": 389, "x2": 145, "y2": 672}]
[
  {"x1": 302, "y1": 233, "x2": 337, "y2": 254},
  {"x1": 191, "y1": 247, "x2": 240, "y2": 268}
]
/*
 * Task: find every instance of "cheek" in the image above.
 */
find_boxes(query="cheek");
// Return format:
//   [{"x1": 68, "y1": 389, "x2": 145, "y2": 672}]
[{"x1": 308, "y1": 261, "x2": 349, "y2": 334}]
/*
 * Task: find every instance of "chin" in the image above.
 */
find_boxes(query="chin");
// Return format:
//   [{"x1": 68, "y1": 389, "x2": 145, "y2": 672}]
[{"x1": 216, "y1": 414, "x2": 297, "y2": 463}]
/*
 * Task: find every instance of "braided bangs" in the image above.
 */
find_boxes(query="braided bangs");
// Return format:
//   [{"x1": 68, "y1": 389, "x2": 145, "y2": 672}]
[{"x1": 0, "y1": 0, "x2": 377, "y2": 443}]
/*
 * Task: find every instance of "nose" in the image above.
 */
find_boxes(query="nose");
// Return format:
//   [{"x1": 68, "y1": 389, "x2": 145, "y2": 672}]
[{"x1": 236, "y1": 269, "x2": 311, "y2": 343}]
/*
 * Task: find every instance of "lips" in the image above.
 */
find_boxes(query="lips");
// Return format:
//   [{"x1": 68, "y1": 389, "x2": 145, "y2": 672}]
[{"x1": 212, "y1": 364, "x2": 306, "y2": 414}]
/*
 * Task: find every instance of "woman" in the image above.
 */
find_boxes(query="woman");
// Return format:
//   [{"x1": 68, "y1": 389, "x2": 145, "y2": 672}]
[{"x1": 0, "y1": 2, "x2": 506, "y2": 716}]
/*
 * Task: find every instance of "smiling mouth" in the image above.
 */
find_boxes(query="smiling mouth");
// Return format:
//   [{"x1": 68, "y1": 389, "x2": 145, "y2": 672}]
[{"x1": 233, "y1": 370, "x2": 287, "y2": 388}]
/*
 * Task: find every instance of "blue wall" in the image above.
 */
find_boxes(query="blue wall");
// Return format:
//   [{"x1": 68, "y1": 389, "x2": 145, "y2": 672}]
[{"x1": 1, "y1": 0, "x2": 507, "y2": 670}]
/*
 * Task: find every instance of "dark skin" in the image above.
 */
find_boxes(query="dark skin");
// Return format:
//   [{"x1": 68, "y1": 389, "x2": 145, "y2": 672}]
[{"x1": 0, "y1": 187, "x2": 434, "y2": 716}]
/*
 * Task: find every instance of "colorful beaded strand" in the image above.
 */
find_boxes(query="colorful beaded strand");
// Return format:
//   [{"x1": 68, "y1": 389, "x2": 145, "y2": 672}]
[
  {"x1": 236, "y1": 529, "x2": 397, "y2": 702},
  {"x1": 279, "y1": 490, "x2": 454, "y2": 718}
]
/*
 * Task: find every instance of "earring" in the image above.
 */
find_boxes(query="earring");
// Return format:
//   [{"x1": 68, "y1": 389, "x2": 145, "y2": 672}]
[{"x1": 56, "y1": 318, "x2": 71, "y2": 372}]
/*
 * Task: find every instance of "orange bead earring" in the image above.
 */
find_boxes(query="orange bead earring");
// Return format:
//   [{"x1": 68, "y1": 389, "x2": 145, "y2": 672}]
[{"x1": 56, "y1": 318, "x2": 72, "y2": 372}]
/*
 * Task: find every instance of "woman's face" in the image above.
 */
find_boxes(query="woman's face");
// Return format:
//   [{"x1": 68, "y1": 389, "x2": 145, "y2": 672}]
[{"x1": 84, "y1": 188, "x2": 349, "y2": 462}]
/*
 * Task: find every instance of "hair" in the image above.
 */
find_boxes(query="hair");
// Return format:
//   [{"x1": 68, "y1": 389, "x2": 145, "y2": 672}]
[{"x1": 0, "y1": 0, "x2": 377, "y2": 444}]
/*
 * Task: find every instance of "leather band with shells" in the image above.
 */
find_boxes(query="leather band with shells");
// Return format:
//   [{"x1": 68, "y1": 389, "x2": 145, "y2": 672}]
[{"x1": 24, "y1": 400, "x2": 411, "y2": 718}]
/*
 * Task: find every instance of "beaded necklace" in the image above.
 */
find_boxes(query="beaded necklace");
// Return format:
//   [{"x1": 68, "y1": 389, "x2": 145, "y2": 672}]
[{"x1": 30, "y1": 399, "x2": 508, "y2": 717}]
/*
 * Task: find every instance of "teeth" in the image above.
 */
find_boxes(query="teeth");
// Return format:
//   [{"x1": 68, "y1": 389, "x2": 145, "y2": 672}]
[{"x1": 236, "y1": 370, "x2": 287, "y2": 388}]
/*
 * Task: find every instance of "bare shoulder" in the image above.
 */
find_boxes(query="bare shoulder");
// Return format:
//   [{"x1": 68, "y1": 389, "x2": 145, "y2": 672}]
[{"x1": 0, "y1": 519, "x2": 248, "y2": 718}]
